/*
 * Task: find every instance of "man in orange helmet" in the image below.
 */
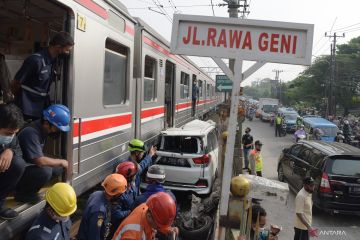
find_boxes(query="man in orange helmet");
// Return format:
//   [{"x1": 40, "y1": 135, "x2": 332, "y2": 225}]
[
  {"x1": 112, "y1": 192, "x2": 178, "y2": 240},
  {"x1": 77, "y1": 174, "x2": 128, "y2": 240}
]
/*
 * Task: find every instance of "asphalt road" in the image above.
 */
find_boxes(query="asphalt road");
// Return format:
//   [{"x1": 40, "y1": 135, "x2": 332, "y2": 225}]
[{"x1": 243, "y1": 117, "x2": 360, "y2": 240}]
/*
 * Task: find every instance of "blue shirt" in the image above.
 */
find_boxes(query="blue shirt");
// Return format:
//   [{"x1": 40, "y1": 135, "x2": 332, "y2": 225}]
[
  {"x1": 132, "y1": 183, "x2": 165, "y2": 209},
  {"x1": 25, "y1": 209, "x2": 72, "y2": 240},
  {"x1": 14, "y1": 49, "x2": 55, "y2": 118},
  {"x1": 192, "y1": 84, "x2": 199, "y2": 100},
  {"x1": 18, "y1": 120, "x2": 46, "y2": 164},
  {"x1": 77, "y1": 191, "x2": 111, "y2": 240}
]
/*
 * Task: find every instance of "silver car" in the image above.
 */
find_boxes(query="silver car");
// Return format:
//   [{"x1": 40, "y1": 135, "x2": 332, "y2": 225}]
[{"x1": 155, "y1": 120, "x2": 219, "y2": 195}]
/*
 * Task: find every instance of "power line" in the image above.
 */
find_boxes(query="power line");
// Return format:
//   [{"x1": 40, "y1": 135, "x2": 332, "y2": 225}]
[
  {"x1": 210, "y1": 0, "x2": 215, "y2": 16},
  {"x1": 332, "y1": 22, "x2": 360, "y2": 32},
  {"x1": 329, "y1": 17, "x2": 338, "y2": 35},
  {"x1": 128, "y1": 4, "x2": 227, "y2": 9}
]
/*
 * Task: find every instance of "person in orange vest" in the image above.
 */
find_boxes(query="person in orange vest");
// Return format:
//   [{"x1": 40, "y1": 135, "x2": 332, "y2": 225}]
[
  {"x1": 112, "y1": 192, "x2": 178, "y2": 240},
  {"x1": 249, "y1": 140, "x2": 263, "y2": 177}
]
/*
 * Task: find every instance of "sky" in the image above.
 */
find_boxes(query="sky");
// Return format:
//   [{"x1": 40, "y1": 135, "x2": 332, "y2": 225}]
[{"x1": 121, "y1": 0, "x2": 360, "y2": 86}]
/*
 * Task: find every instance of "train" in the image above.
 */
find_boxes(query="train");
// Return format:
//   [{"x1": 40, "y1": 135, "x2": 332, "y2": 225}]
[{"x1": 0, "y1": 0, "x2": 223, "y2": 237}]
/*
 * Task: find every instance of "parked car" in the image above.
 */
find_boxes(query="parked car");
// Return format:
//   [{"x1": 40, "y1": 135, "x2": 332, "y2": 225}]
[
  {"x1": 154, "y1": 120, "x2": 218, "y2": 195},
  {"x1": 283, "y1": 113, "x2": 300, "y2": 132},
  {"x1": 277, "y1": 141, "x2": 360, "y2": 215}
]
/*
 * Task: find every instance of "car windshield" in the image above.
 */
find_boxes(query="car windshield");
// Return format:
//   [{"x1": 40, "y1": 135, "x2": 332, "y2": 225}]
[
  {"x1": 327, "y1": 158, "x2": 360, "y2": 176},
  {"x1": 263, "y1": 105, "x2": 277, "y2": 113},
  {"x1": 160, "y1": 136, "x2": 202, "y2": 154},
  {"x1": 284, "y1": 114, "x2": 298, "y2": 120}
]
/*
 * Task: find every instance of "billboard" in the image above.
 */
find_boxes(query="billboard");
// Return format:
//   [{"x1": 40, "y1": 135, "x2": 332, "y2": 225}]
[{"x1": 171, "y1": 14, "x2": 314, "y2": 65}]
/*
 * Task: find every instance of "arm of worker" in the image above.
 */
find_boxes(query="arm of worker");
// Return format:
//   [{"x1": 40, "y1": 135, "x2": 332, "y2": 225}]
[
  {"x1": 138, "y1": 146, "x2": 156, "y2": 174},
  {"x1": 0, "y1": 136, "x2": 23, "y2": 172},
  {"x1": 33, "y1": 156, "x2": 68, "y2": 168},
  {"x1": 111, "y1": 204, "x2": 131, "y2": 222}
]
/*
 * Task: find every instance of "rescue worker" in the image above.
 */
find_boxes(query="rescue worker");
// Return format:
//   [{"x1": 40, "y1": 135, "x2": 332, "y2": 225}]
[
  {"x1": 122, "y1": 139, "x2": 156, "y2": 196},
  {"x1": 249, "y1": 140, "x2": 263, "y2": 177},
  {"x1": 343, "y1": 120, "x2": 352, "y2": 142},
  {"x1": 0, "y1": 104, "x2": 25, "y2": 219},
  {"x1": 11, "y1": 32, "x2": 74, "y2": 121},
  {"x1": 112, "y1": 192, "x2": 178, "y2": 240},
  {"x1": 77, "y1": 174, "x2": 128, "y2": 240},
  {"x1": 15, "y1": 104, "x2": 70, "y2": 203},
  {"x1": 132, "y1": 165, "x2": 174, "y2": 209},
  {"x1": 275, "y1": 114, "x2": 283, "y2": 137},
  {"x1": 25, "y1": 183, "x2": 77, "y2": 240}
]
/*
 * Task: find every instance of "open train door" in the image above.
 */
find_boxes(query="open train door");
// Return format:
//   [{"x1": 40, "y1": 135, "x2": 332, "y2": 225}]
[{"x1": 164, "y1": 60, "x2": 175, "y2": 128}]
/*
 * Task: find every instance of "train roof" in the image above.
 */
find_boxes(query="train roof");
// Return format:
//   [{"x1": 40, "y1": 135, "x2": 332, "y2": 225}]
[
  {"x1": 303, "y1": 117, "x2": 337, "y2": 127},
  {"x1": 104, "y1": 0, "x2": 137, "y2": 23},
  {"x1": 134, "y1": 17, "x2": 213, "y2": 81}
]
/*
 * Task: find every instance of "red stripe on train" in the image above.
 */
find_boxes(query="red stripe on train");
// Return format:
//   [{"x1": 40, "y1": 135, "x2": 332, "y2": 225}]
[
  {"x1": 74, "y1": 0, "x2": 108, "y2": 20},
  {"x1": 125, "y1": 24, "x2": 135, "y2": 36},
  {"x1": 141, "y1": 107, "x2": 165, "y2": 118},
  {"x1": 73, "y1": 113, "x2": 132, "y2": 137}
]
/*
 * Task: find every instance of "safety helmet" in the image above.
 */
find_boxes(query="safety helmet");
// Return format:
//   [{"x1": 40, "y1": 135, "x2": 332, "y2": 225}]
[
  {"x1": 43, "y1": 104, "x2": 70, "y2": 132},
  {"x1": 344, "y1": 120, "x2": 349, "y2": 125},
  {"x1": 128, "y1": 139, "x2": 145, "y2": 152},
  {"x1": 116, "y1": 161, "x2": 138, "y2": 179},
  {"x1": 146, "y1": 165, "x2": 166, "y2": 183},
  {"x1": 101, "y1": 174, "x2": 127, "y2": 196},
  {"x1": 45, "y1": 183, "x2": 77, "y2": 217},
  {"x1": 146, "y1": 192, "x2": 176, "y2": 233}
]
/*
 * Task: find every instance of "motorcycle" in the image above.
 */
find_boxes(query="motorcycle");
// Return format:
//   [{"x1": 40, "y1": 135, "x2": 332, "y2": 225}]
[
  {"x1": 294, "y1": 130, "x2": 306, "y2": 142},
  {"x1": 344, "y1": 135, "x2": 360, "y2": 148},
  {"x1": 281, "y1": 123, "x2": 287, "y2": 136},
  {"x1": 270, "y1": 114, "x2": 275, "y2": 126},
  {"x1": 335, "y1": 131, "x2": 345, "y2": 143}
]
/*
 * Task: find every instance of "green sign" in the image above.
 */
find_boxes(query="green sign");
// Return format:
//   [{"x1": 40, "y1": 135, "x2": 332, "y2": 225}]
[{"x1": 216, "y1": 75, "x2": 233, "y2": 92}]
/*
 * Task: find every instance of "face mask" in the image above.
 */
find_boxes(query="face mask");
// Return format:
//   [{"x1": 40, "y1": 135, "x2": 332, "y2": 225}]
[{"x1": 0, "y1": 134, "x2": 14, "y2": 145}]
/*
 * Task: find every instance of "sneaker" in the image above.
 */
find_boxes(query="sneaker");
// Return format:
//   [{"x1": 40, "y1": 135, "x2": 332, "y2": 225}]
[
  {"x1": 0, "y1": 208, "x2": 19, "y2": 220},
  {"x1": 14, "y1": 193, "x2": 41, "y2": 203}
]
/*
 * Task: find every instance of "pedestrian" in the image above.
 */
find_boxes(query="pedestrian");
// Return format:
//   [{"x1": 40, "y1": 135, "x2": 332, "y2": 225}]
[
  {"x1": 241, "y1": 127, "x2": 253, "y2": 170},
  {"x1": 131, "y1": 165, "x2": 175, "y2": 210},
  {"x1": 249, "y1": 140, "x2": 263, "y2": 177},
  {"x1": 275, "y1": 114, "x2": 283, "y2": 137},
  {"x1": 11, "y1": 32, "x2": 74, "y2": 121},
  {"x1": 112, "y1": 192, "x2": 178, "y2": 240},
  {"x1": 191, "y1": 79, "x2": 199, "y2": 117},
  {"x1": 294, "y1": 177, "x2": 318, "y2": 240},
  {"x1": 15, "y1": 104, "x2": 70, "y2": 203},
  {"x1": 77, "y1": 174, "x2": 128, "y2": 240},
  {"x1": 25, "y1": 183, "x2": 77, "y2": 240},
  {"x1": 0, "y1": 103, "x2": 25, "y2": 219}
]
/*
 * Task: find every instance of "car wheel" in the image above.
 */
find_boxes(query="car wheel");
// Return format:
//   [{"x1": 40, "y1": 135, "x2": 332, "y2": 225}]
[
  {"x1": 179, "y1": 215, "x2": 213, "y2": 240},
  {"x1": 278, "y1": 164, "x2": 285, "y2": 182}
]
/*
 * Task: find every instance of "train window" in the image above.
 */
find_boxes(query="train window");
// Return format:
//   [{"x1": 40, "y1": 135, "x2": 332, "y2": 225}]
[
  {"x1": 198, "y1": 80, "x2": 203, "y2": 97},
  {"x1": 144, "y1": 55, "x2": 157, "y2": 102},
  {"x1": 206, "y1": 84, "x2": 210, "y2": 97},
  {"x1": 103, "y1": 39, "x2": 128, "y2": 105},
  {"x1": 180, "y1": 72, "x2": 190, "y2": 99}
]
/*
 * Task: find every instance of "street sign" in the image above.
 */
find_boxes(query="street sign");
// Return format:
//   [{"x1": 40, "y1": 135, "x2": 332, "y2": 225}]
[
  {"x1": 216, "y1": 75, "x2": 233, "y2": 92},
  {"x1": 171, "y1": 14, "x2": 314, "y2": 65}
]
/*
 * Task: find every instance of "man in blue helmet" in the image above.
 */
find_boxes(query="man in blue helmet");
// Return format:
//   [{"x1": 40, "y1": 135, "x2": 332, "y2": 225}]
[{"x1": 15, "y1": 104, "x2": 71, "y2": 203}]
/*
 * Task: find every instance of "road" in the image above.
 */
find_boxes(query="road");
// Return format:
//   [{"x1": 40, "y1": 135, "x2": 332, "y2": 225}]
[{"x1": 243, "y1": 117, "x2": 360, "y2": 240}]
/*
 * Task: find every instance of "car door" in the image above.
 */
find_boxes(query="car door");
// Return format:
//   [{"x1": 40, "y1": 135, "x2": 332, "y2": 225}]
[
  {"x1": 284, "y1": 144, "x2": 303, "y2": 185},
  {"x1": 207, "y1": 130, "x2": 218, "y2": 177},
  {"x1": 293, "y1": 146, "x2": 312, "y2": 191}
]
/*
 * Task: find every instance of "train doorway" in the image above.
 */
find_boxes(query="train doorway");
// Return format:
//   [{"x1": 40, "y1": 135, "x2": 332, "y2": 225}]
[{"x1": 165, "y1": 60, "x2": 175, "y2": 128}]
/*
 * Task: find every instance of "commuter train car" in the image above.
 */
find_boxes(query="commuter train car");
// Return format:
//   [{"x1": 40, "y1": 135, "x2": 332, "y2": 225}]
[{"x1": 0, "y1": 0, "x2": 222, "y2": 237}]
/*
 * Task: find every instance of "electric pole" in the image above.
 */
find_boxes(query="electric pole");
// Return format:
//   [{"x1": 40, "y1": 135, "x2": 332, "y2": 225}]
[
  {"x1": 273, "y1": 69, "x2": 283, "y2": 103},
  {"x1": 325, "y1": 32, "x2": 345, "y2": 117}
]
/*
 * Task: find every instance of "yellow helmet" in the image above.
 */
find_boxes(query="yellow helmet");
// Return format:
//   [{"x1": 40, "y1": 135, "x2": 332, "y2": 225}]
[{"x1": 45, "y1": 183, "x2": 77, "y2": 217}]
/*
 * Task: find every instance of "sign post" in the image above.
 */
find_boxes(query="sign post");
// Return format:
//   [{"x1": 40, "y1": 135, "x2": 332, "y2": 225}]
[{"x1": 170, "y1": 14, "x2": 313, "y2": 239}]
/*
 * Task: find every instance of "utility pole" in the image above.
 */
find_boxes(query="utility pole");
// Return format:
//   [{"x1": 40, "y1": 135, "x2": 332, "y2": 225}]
[
  {"x1": 273, "y1": 69, "x2": 283, "y2": 103},
  {"x1": 224, "y1": 0, "x2": 249, "y2": 175},
  {"x1": 325, "y1": 32, "x2": 344, "y2": 117}
]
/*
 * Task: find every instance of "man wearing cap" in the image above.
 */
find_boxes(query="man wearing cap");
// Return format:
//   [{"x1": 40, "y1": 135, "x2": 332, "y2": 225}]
[
  {"x1": 15, "y1": 104, "x2": 70, "y2": 203},
  {"x1": 249, "y1": 140, "x2": 263, "y2": 177},
  {"x1": 294, "y1": 177, "x2": 318, "y2": 240}
]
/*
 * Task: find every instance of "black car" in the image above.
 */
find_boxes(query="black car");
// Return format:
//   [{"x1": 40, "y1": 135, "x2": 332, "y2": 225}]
[{"x1": 277, "y1": 141, "x2": 360, "y2": 215}]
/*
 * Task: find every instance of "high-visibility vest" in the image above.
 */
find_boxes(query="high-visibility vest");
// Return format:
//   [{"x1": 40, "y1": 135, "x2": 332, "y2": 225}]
[
  {"x1": 112, "y1": 204, "x2": 154, "y2": 240},
  {"x1": 276, "y1": 117, "x2": 282, "y2": 125},
  {"x1": 249, "y1": 149, "x2": 263, "y2": 172}
]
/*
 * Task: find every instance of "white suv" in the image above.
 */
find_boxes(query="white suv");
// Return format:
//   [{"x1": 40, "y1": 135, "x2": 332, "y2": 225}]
[{"x1": 155, "y1": 120, "x2": 219, "y2": 195}]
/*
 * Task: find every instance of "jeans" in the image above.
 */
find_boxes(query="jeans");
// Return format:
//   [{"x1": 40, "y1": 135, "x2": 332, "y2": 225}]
[
  {"x1": 192, "y1": 99, "x2": 197, "y2": 116},
  {"x1": 275, "y1": 124, "x2": 282, "y2": 137},
  {"x1": 243, "y1": 148, "x2": 251, "y2": 169},
  {"x1": 0, "y1": 156, "x2": 26, "y2": 208}
]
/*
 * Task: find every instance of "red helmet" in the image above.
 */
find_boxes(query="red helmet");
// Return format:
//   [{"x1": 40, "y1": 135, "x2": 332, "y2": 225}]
[
  {"x1": 146, "y1": 192, "x2": 176, "y2": 233},
  {"x1": 116, "y1": 161, "x2": 138, "y2": 178}
]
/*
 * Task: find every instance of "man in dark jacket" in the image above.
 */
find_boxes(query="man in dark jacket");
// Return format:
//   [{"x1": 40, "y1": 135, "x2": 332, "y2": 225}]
[
  {"x1": 241, "y1": 127, "x2": 253, "y2": 171},
  {"x1": 0, "y1": 103, "x2": 25, "y2": 219}
]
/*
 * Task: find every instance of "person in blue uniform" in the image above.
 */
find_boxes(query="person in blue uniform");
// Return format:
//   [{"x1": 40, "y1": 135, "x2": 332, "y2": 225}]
[
  {"x1": 25, "y1": 182, "x2": 77, "y2": 240},
  {"x1": 11, "y1": 32, "x2": 74, "y2": 121},
  {"x1": 77, "y1": 174, "x2": 128, "y2": 240},
  {"x1": 15, "y1": 104, "x2": 70, "y2": 203},
  {"x1": 0, "y1": 104, "x2": 25, "y2": 219}
]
